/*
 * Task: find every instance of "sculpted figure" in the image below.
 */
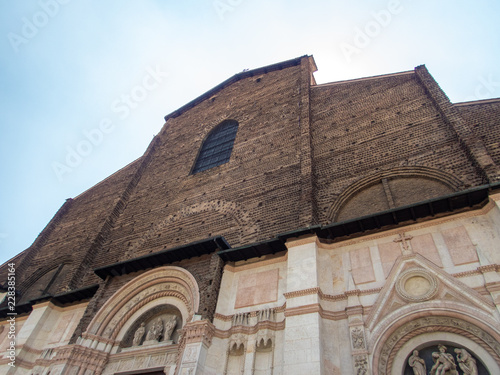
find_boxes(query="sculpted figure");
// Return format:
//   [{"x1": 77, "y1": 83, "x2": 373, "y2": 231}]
[
  {"x1": 408, "y1": 350, "x2": 426, "y2": 375},
  {"x1": 164, "y1": 315, "x2": 177, "y2": 341},
  {"x1": 455, "y1": 348, "x2": 478, "y2": 375},
  {"x1": 146, "y1": 318, "x2": 164, "y2": 341},
  {"x1": 133, "y1": 322, "x2": 146, "y2": 346},
  {"x1": 430, "y1": 345, "x2": 458, "y2": 375}
]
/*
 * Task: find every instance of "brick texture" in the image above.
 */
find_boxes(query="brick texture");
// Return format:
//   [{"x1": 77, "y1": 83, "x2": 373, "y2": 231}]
[{"x1": 2, "y1": 57, "x2": 499, "y2": 338}]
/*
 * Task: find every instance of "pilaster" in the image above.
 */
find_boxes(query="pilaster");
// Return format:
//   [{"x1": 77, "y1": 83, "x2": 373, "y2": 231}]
[{"x1": 283, "y1": 235, "x2": 323, "y2": 375}]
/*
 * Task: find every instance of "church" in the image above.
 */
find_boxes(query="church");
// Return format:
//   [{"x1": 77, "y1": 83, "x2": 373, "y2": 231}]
[{"x1": 1, "y1": 55, "x2": 500, "y2": 374}]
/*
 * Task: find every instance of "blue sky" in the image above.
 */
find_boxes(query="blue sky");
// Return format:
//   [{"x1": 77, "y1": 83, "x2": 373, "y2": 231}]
[{"x1": 1, "y1": 0, "x2": 499, "y2": 266}]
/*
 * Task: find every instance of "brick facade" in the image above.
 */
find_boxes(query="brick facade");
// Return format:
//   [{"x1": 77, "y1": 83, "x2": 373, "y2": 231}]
[{"x1": 1, "y1": 55, "x2": 500, "y2": 375}]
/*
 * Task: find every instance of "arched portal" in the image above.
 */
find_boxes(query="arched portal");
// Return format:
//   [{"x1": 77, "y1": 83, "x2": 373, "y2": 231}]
[{"x1": 371, "y1": 315, "x2": 500, "y2": 375}]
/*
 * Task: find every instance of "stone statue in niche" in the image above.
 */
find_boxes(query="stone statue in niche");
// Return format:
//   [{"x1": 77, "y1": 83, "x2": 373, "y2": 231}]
[
  {"x1": 133, "y1": 322, "x2": 146, "y2": 346},
  {"x1": 455, "y1": 348, "x2": 478, "y2": 375},
  {"x1": 408, "y1": 350, "x2": 426, "y2": 375},
  {"x1": 430, "y1": 344, "x2": 458, "y2": 375},
  {"x1": 164, "y1": 315, "x2": 177, "y2": 341},
  {"x1": 146, "y1": 318, "x2": 164, "y2": 341}
]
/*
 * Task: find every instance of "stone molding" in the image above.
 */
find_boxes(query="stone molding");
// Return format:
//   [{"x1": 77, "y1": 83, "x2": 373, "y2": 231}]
[
  {"x1": 285, "y1": 234, "x2": 318, "y2": 248},
  {"x1": 320, "y1": 198, "x2": 495, "y2": 249},
  {"x1": 86, "y1": 266, "x2": 199, "y2": 341},
  {"x1": 54, "y1": 344, "x2": 110, "y2": 374},
  {"x1": 283, "y1": 286, "x2": 383, "y2": 301},
  {"x1": 179, "y1": 320, "x2": 216, "y2": 347},
  {"x1": 374, "y1": 316, "x2": 500, "y2": 375},
  {"x1": 395, "y1": 268, "x2": 438, "y2": 302},
  {"x1": 224, "y1": 252, "x2": 287, "y2": 272}
]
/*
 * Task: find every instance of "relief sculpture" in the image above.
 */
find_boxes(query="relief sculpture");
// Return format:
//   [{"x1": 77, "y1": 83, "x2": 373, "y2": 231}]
[
  {"x1": 455, "y1": 348, "x2": 478, "y2": 375},
  {"x1": 146, "y1": 317, "x2": 164, "y2": 341},
  {"x1": 133, "y1": 322, "x2": 146, "y2": 346},
  {"x1": 408, "y1": 350, "x2": 426, "y2": 375},
  {"x1": 430, "y1": 345, "x2": 458, "y2": 375}
]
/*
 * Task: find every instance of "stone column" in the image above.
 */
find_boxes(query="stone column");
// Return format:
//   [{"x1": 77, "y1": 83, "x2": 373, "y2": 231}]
[{"x1": 283, "y1": 235, "x2": 323, "y2": 375}]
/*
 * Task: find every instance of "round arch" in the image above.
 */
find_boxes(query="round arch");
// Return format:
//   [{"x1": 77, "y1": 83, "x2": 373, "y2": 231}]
[
  {"x1": 327, "y1": 166, "x2": 465, "y2": 222},
  {"x1": 85, "y1": 266, "x2": 200, "y2": 342},
  {"x1": 371, "y1": 311, "x2": 500, "y2": 375}
]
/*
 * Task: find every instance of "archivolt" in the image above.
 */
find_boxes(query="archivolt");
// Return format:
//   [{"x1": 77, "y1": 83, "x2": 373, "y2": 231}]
[
  {"x1": 371, "y1": 311, "x2": 500, "y2": 375},
  {"x1": 86, "y1": 266, "x2": 199, "y2": 341}
]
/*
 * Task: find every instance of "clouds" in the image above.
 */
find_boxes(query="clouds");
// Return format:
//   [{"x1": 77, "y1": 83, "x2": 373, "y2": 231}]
[{"x1": 0, "y1": 0, "x2": 499, "y2": 265}]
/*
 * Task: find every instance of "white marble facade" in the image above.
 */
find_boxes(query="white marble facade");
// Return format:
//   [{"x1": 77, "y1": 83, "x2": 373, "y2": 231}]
[{"x1": 2, "y1": 196, "x2": 500, "y2": 374}]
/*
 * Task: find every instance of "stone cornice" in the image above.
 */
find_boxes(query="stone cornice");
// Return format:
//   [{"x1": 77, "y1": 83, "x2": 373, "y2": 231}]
[
  {"x1": 319, "y1": 198, "x2": 496, "y2": 250},
  {"x1": 225, "y1": 252, "x2": 287, "y2": 272}
]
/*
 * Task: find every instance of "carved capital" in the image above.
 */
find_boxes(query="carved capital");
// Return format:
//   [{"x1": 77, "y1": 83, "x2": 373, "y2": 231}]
[{"x1": 179, "y1": 320, "x2": 215, "y2": 348}]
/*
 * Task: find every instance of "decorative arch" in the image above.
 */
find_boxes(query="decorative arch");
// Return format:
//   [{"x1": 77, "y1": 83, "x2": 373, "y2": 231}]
[
  {"x1": 19, "y1": 256, "x2": 73, "y2": 303},
  {"x1": 124, "y1": 199, "x2": 259, "y2": 259},
  {"x1": 85, "y1": 266, "x2": 200, "y2": 343},
  {"x1": 327, "y1": 166, "x2": 465, "y2": 221},
  {"x1": 370, "y1": 311, "x2": 500, "y2": 375}
]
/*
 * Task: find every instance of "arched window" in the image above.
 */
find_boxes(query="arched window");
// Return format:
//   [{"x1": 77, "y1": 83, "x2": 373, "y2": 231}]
[{"x1": 192, "y1": 120, "x2": 238, "y2": 174}]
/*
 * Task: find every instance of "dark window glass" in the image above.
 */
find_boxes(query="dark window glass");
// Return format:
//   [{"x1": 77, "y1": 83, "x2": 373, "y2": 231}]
[{"x1": 192, "y1": 120, "x2": 238, "y2": 174}]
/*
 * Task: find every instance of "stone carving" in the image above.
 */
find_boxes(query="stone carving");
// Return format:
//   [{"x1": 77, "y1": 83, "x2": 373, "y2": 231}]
[
  {"x1": 232, "y1": 312, "x2": 250, "y2": 326},
  {"x1": 146, "y1": 318, "x2": 164, "y2": 341},
  {"x1": 133, "y1": 322, "x2": 146, "y2": 346},
  {"x1": 395, "y1": 268, "x2": 438, "y2": 302},
  {"x1": 351, "y1": 328, "x2": 365, "y2": 349},
  {"x1": 257, "y1": 307, "x2": 275, "y2": 322},
  {"x1": 354, "y1": 355, "x2": 368, "y2": 375},
  {"x1": 430, "y1": 344, "x2": 458, "y2": 375},
  {"x1": 378, "y1": 316, "x2": 500, "y2": 374},
  {"x1": 455, "y1": 348, "x2": 478, "y2": 375},
  {"x1": 408, "y1": 350, "x2": 426, "y2": 375},
  {"x1": 164, "y1": 315, "x2": 177, "y2": 341},
  {"x1": 184, "y1": 345, "x2": 199, "y2": 363}
]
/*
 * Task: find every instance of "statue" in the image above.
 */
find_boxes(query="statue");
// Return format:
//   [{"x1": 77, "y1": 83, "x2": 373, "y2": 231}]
[
  {"x1": 408, "y1": 350, "x2": 426, "y2": 375},
  {"x1": 430, "y1": 344, "x2": 458, "y2": 375},
  {"x1": 133, "y1": 322, "x2": 146, "y2": 346},
  {"x1": 164, "y1": 315, "x2": 177, "y2": 341},
  {"x1": 146, "y1": 318, "x2": 164, "y2": 341},
  {"x1": 455, "y1": 348, "x2": 478, "y2": 375}
]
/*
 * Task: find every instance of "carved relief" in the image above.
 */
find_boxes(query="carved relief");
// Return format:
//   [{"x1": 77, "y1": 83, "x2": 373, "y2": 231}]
[
  {"x1": 395, "y1": 268, "x2": 438, "y2": 302},
  {"x1": 455, "y1": 348, "x2": 478, "y2": 375},
  {"x1": 350, "y1": 327, "x2": 365, "y2": 350},
  {"x1": 88, "y1": 266, "x2": 199, "y2": 341},
  {"x1": 430, "y1": 344, "x2": 458, "y2": 375},
  {"x1": 145, "y1": 317, "x2": 164, "y2": 342},
  {"x1": 232, "y1": 312, "x2": 250, "y2": 326},
  {"x1": 133, "y1": 322, "x2": 146, "y2": 346},
  {"x1": 164, "y1": 315, "x2": 178, "y2": 341},
  {"x1": 378, "y1": 316, "x2": 500, "y2": 374},
  {"x1": 354, "y1": 355, "x2": 368, "y2": 375},
  {"x1": 408, "y1": 350, "x2": 426, "y2": 375}
]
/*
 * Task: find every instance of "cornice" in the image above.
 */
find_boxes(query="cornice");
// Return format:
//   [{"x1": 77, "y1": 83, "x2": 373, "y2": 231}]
[{"x1": 320, "y1": 199, "x2": 496, "y2": 250}]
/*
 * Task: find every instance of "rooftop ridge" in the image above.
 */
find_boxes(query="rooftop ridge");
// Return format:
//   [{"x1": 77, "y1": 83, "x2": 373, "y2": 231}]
[
  {"x1": 313, "y1": 70, "x2": 414, "y2": 88},
  {"x1": 163, "y1": 55, "x2": 311, "y2": 121},
  {"x1": 454, "y1": 97, "x2": 500, "y2": 106}
]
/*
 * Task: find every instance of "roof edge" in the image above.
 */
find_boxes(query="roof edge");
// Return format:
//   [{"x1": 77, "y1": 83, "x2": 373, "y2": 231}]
[
  {"x1": 454, "y1": 97, "x2": 500, "y2": 106},
  {"x1": 164, "y1": 55, "x2": 311, "y2": 122}
]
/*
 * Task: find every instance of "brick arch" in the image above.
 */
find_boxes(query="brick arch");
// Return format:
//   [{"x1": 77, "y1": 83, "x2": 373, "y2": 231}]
[
  {"x1": 18, "y1": 256, "x2": 73, "y2": 303},
  {"x1": 327, "y1": 166, "x2": 465, "y2": 222},
  {"x1": 125, "y1": 199, "x2": 259, "y2": 258}
]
